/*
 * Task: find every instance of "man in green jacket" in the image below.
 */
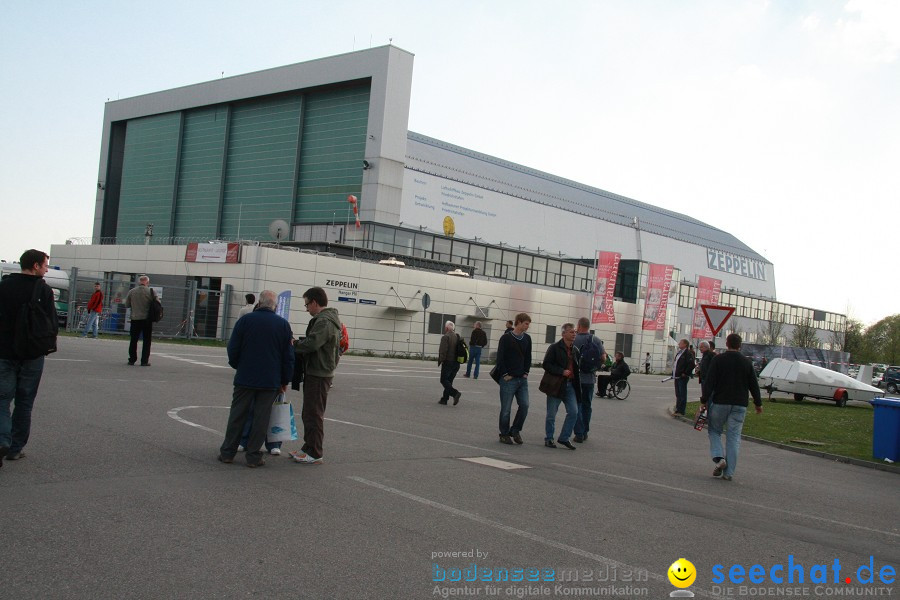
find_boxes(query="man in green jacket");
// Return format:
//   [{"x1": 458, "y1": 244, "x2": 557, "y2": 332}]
[{"x1": 290, "y1": 287, "x2": 341, "y2": 465}]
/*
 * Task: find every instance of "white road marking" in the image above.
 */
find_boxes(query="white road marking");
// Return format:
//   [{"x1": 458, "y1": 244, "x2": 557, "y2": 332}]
[
  {"x1": 337, "y1": 372, "x2": 446, "y2": 379},
  {"x1": 553, "y1": 463, "x2": 900, "y2": 539},
  {"x1": 348, "y1": 476, "x2": 724, "y2": 599},
  {"x1": 154, "y1": 353, "x2": 229, "y2": 369},
  {"x1": 324, "y1": 418, "x2": 509, "y2": 455},
  {"x1": 459, "y1": 457, "x2": 530, "y2": 470},
  {"x1": 167, "y1": 406, "x2": 226, "y2": 435},
  {"x1": 166, "y1": 407, "x2": 509, "y2": 455}
]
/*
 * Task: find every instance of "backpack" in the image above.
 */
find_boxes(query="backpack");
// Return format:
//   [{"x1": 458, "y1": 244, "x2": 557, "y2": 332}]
[
  {"x1": 455, "y1": 334, "x2": 469, "y2": 364},
  {"x1": 578, "y1": 335, "x2": 602, "y2": 373},
  {"x1": 149, "y1": 288, "x2": 163, "y2": 323},
  {"x1": 339, "y1": 322, "x2": 350, "y2": 355},
  {"x1": 14, "y1": 280, "x2": 58, "y2": 360}
]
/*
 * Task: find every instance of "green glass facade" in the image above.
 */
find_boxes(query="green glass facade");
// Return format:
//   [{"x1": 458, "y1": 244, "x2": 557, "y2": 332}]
[
  {"x1": 295, "y1": 87, "x2": 371, "y2": 223},
  {"x1": 107, "y1": 83, "x2": 370, "y2": 242},
  {"x1": 116, "y1": 113, "x2": 181, "y2": 240},
  {"x1": 174, "y1": 107, "x2": 227, "y2": 239}
]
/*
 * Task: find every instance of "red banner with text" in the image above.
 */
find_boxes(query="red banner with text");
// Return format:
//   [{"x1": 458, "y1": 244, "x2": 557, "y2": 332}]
[
  {"x1": 641, "y1": 263, "x2": 675, "y2": 331},
  {"x1": 691, "y1": 276, "x2": 723, "y2": 339},
  {"x1": 591, "y1": 251, "x2": 621, "y2": 324}
]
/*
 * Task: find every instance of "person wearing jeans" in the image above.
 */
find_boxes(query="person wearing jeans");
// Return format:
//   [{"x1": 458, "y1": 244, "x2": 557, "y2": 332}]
[
  {"x1": 700, "y1": 333, "x2": 762, "y2": 480},
  {"x1": 0, "y1": 249, "x2": 58, "y2": 464},
  {"x1": 573, "y1": 317, "x2": 604, "y2": 443},
  {"x1": 464, "y1": 321, "x2": 487, "y2": 379},
  {"x1": 542, "y1": 323, "x2": 582, "y2": 450},
  {"x1": 81, "y1": 282, "x2": 103, "y2": 338},
  {"x1": 498, "y1": 376, "x2": 528, "y2": 443},
  {"x1": 545, "y1": 380, "x2": 579, "y2": 450},
  {"x1": 495, "y1": 313, "x2": 532, "y2": 444}
]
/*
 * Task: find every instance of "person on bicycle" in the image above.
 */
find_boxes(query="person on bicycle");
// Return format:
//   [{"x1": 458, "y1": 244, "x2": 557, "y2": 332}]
[{"x1": 607, "y1": 352, "x2": 631, "y2": 397}]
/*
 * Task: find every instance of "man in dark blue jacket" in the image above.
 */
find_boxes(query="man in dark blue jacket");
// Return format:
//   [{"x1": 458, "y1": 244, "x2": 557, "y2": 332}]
[
  {"x1": 219, "y1": 290, "x2": 294, "y2": 468},
  {"x1": 495, "y1": 313, "x2": 532, "y2": 445}
]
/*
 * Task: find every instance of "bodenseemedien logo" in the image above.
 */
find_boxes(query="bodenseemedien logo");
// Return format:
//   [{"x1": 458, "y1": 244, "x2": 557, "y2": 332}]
[{"x1": 668, "y1": 558, "x2": 697, "y2": 598}]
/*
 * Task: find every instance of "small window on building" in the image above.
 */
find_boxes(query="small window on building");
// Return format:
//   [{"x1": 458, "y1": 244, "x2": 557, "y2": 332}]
[
  {"x1": 615, "y1": 333, "x2": 633, "y2": 358},
  {"x1": 429, "y1": 313, "x2": 457, "y2": 335},
  {"x1": 545, "y1": 325, "x2": 557, "y2": 344}
]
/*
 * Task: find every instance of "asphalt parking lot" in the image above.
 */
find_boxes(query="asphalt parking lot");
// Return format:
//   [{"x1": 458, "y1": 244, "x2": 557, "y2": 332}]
[{"x1": 1, "y1": 336, "x2": 897, "y2": 599}]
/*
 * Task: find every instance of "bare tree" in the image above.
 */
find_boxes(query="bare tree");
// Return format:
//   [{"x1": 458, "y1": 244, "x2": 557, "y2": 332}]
[
  {"x1": 729, "y1": 317, "x2": 744, "y2": 338},
  {"x1": 757, "y1": 316, "x2": 784, "y2": 346},
  {"x1": 827, "y1": 327, "x2": 845, "y2": 352},
  {"x1": 791, "y1": 317, "x2": 820, "y2": 348}
]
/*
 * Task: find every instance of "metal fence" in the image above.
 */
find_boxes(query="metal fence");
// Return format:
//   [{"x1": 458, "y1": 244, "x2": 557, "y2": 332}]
[{"x1": 66, "y1": 268, "x2": 228, "y2": 340}]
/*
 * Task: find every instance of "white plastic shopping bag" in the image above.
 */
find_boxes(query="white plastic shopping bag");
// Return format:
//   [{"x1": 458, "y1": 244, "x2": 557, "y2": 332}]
[{"x1": 267, "y1": 394, "x2": 298, "y2": 442}]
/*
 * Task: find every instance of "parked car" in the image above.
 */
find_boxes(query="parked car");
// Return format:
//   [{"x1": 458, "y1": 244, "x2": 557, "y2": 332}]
[{"x1": 882, "y1": 366, "x2": 900, "y2": 394}]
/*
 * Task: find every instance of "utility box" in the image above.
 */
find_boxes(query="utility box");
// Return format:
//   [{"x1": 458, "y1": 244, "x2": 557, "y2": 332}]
[{"x1": 870, "y1": 397, "x2": 900, "y2": 462}]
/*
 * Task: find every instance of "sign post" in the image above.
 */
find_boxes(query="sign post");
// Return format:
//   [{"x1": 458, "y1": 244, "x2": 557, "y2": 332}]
[
  {"x1": 700, "y1": 304, "x2": 736, "y2": 337},
  {"x1": 421, "y1": 293, "x2": 431, "y2": 360}
]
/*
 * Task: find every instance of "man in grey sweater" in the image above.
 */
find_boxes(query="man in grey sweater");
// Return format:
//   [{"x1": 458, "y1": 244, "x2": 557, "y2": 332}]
[{"x1": 125, "y1": 275, "x2": 153, "y2": 366}]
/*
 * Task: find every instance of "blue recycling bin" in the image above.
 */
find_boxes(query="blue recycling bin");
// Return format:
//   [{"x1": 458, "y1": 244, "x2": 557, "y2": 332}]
[
  {"x1": 105, "y1": 313, "x2": 122, "y2": 332},
  {"x1": 870, "y1": 398, "x2": 900, "y2": 462}
]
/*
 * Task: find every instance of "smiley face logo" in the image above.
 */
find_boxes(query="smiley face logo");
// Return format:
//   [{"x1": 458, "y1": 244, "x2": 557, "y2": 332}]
[{"x1": 668, "y1": 558, "x2": 696, "y2": 588}]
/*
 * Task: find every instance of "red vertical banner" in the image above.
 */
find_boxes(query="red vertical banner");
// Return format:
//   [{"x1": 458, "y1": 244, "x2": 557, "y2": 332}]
[
  {"x1": 591, "y1": 251, "x2": 621, "y2": 324},
  {"x1": 642, "y1": 263, "x2": 675, "y2": 330},
  {"x1": 692, "y1": 276, "x2": 723, "y2": 339}
]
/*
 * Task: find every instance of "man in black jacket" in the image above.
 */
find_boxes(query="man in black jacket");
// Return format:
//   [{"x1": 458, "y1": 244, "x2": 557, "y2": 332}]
[
  {"x1": 496, "y1": 313, "x2": 531, "y2": 444},
  {"x1": 437, "y1": 321, "x2": 462, "y2": 405},
  {"x1": 672, "y1": 339, "x2": 693, "y2": 416},
  {"x1": 0, "y1": 249, "x2": 58, "y2": 466},
  {"x1": 700, "y1": 334, "x2": 762, "y2": 481},
  {"x1": 542, "y1": 323, "x2": 582, "y2": 450},
  {"x1": 696, "y1": 341, "x2": 714, "y2": 384},
  {"x1": 607, "y1": 352, "x2": 631, "y2": 396}
]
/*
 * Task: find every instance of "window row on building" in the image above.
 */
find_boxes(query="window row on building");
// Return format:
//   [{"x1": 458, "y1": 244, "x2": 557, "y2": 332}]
[{"x1": 677, "y1": 284, "x2": 844, "y2": 330}]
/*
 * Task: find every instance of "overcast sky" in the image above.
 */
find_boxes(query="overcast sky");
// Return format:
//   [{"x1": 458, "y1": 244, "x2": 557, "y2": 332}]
[{"x1": 1, "y1": 0, "x2": 897, "y2": 325}]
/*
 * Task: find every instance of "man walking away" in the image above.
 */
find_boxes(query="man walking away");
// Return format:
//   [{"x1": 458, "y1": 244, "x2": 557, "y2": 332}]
[
  {"x1": 573, "y1": 317, "x2": 604, "y2": 443},
  {"x1": 291, "y1": 287, "x2": 341, "y2": 464},
  {"x1": 672, "y1": 339, "x2": 693, "y2": 416},
  {"x1": 464, "y1": 321, "x2": 487, "y2": 379},
  {"x1": 0, "y1": 249, "x2": 59, "y2": 466},
  {"x1": 645, "y1": 352, "x2": 651, "y2": 374},
  {"x1": 219, "y1": 290, "x2": 294, "y2": 468},
  {"x1": 125, "y1": 275, "x2": 154, "y2": 366},
  {"x1": 238, "y1": 293, "x2": 256, "y2": 318},
  {"x1": 437, "y1": 321, "x2": 462, "y2": 405},
  {"x1": 700, "y1": 334, "x2": 762, "y2": 481},
  {"x1": 81, "y1": 282, "x2": 103, "y2": 338},
  {"x1": 496, "y1": 313, "x2": 532, "y2": 444}
]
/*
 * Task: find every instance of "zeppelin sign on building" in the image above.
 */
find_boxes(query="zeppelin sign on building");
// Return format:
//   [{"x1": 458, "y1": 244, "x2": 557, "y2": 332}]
[{"x1": 706, "y1": 249, "x2": 766, "y2": 281}]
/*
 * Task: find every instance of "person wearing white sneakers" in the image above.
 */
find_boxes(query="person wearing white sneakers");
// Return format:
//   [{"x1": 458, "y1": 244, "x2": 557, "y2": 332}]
[
  {"x1": 290, "y1": 287, "x2": 340, "y2": 465},
  {"x1": 218, "y1": 291, "x2": 294, "y2": 468}
]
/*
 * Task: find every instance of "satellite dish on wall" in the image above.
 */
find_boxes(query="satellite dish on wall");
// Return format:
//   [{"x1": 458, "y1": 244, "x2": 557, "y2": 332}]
[{"x1": 268, "y1": 219, "x2": 290, "y2": 242}]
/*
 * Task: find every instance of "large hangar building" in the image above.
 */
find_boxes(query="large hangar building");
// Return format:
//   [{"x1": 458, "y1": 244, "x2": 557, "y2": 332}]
[{"x1": 52, "y1": 45, "x2": 844, "y2": 366}]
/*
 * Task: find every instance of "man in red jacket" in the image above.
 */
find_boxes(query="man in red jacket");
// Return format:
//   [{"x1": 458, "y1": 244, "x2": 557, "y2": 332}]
[{"x1": 81, "y1": 282, "x2": 103, "y2": 338}]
